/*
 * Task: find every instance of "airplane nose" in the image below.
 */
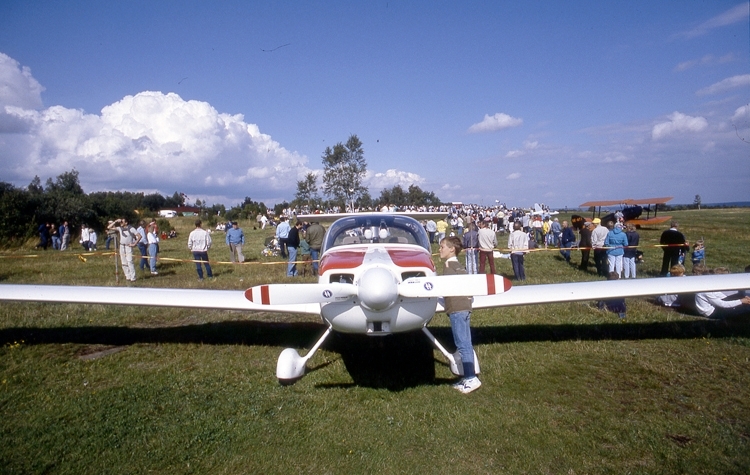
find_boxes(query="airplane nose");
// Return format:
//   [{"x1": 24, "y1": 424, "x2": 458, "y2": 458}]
[{"x1": 358, "y1": 267, "x2": 398, "y2": 311}]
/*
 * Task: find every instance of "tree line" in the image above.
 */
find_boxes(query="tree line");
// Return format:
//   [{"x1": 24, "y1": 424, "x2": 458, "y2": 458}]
[{"x1": 0, "y1": 170, "x2": 268, "y2": 243}]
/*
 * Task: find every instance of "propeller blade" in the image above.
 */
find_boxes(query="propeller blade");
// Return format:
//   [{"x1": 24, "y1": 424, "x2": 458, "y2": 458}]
[
  {"x1": 399, "y1": 274, "x2": 511, "y2": 298},
  {"x1": 245, "y1": 283, "x2": 357, "y2": 305}
]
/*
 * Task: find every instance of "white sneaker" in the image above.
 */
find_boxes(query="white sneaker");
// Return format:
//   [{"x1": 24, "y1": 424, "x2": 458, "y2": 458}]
[{"x1": 453, "y1": 377, "x2": 482, "y2": 394}]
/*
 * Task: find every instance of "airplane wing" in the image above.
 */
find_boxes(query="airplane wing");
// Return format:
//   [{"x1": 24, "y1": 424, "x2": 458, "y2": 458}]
[
  {"x1": 579, "y1": 199, "x2": 629, "y2": 207},
  {"x1": 1, "y1": 274, "x2": 747, "y2": 316},
  {"x1": 0, "y1": 285, "x2": 322, "y2": 315},
  {"x1": 625, "y1": 197, "x2": 673, "y2": 206},
  {"x1": 470, "y1": 274, "x2": 749, "y2": 310}
]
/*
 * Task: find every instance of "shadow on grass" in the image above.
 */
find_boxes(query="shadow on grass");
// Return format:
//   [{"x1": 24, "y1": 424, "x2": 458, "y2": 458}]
[{"x1": 2, "y1": 317, "x2": 749, "y2": 389}]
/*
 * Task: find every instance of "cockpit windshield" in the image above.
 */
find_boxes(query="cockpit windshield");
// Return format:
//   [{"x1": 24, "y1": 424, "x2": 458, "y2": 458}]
[{"x1": 321, "y1": 214, "x2": 431, "y2": 253}]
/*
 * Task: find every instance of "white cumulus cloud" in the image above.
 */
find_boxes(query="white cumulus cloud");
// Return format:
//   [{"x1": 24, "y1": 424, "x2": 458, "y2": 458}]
[
  {"x1": 468, "y1": 113, "x2": 523, "y2": 133},
  {"x1": 0, "y1": 53, "x2": 44, "y2": 110},
  {"x1": 506, "y1": 172, "x2": 521, "y2": 180},
  {"x1": 651, "y1": 112, "x2": 708, "y2": 140},
  {"x1": 2, "y1": 90, "x2": 310, "y2": 201},
  {"x1": 366, "y1": 169, "x2": 426, "y2": 190}
]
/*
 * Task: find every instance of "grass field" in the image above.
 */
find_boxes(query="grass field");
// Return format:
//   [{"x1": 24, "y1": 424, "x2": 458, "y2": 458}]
[{"x1": 1, "y1": 209, "x2": 749, "y2": 474}]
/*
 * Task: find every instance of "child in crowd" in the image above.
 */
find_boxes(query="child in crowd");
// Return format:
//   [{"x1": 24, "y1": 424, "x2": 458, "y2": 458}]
[
  {"x1": 691, "y1": 240, "x2": 705, "y2": 271},
  {"x1": 656, "y1": 264, "x2": 685, "y2": 307}
]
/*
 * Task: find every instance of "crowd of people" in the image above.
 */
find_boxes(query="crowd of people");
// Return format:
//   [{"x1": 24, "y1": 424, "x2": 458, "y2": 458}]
[{"x1": 36, "y1": 204, "x2": 748, "y2": 320}]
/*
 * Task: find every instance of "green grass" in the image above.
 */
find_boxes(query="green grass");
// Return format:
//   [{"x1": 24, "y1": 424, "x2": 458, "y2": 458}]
[{"x1": 1, "y1": 210, "x2": 750, "y2": 474}]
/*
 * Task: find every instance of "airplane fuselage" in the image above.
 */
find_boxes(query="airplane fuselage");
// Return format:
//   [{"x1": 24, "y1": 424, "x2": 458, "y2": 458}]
[{"x1": 318, "y1": 243, "x2": 438, "y2": 334}]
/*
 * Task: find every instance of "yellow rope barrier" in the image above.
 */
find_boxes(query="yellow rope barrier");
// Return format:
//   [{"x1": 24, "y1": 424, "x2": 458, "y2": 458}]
[{"x1": 0, "y1": 243, "x2": 690, "y2": 265}]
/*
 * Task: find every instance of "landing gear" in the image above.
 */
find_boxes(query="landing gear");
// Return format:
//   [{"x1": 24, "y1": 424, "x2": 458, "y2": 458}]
[
  {"x1": 276, "y1": 327, "x2": 332, "y2": 384},
  {"x1": 421, "y1": 326, "x2": 480, "y2": 376}
]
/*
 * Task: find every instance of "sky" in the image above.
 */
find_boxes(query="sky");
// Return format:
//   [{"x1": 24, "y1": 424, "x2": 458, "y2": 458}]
[{"x1": 0, "y1": 1, "x2": 748, "y2": 209}]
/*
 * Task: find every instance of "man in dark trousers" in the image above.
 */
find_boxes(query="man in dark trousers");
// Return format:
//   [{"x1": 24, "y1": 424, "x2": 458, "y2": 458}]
[
  {"x1": 578, "y1": 221, "x2": 592, "y2": 270},
  {"x1": 305, "y1": 221, "x2": 325, "y2": 276},
  {"x1": 660, "y1": 221, "x2": 689, "y2": 276},
  {"x1": 286, "y1": 221, "x2": 302, "y2": 277}
]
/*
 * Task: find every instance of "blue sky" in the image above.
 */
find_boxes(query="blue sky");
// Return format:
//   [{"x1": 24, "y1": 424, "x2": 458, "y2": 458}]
[{"x1": 1, "y1": 1, "x2": 748, "y2": 208}]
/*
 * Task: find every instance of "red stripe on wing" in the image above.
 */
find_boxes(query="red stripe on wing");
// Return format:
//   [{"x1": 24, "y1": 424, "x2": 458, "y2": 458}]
[
  {"x1": 486, "y1": 274, "x2": 496, "y2": 294},
  {"x1": 261, "y1": 285, "x2": 270, "y2": 305}
]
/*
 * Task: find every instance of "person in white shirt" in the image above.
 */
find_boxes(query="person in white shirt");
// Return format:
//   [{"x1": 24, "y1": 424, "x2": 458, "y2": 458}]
[
  {"x1": 590, "y1": 218, "x2": 610, "y2": 277},
  {"x1": 107, "y1": 218, "x2": 141, "y2": 282},
  {"x1": 146, "y1": 221, "x2": 160, "y2": 275},
  {"x1": 477, "y1": 220, "x2": 498, "y2": 274},
  {"x1": 188, "y1": 219, "x2": 213, "y2": 281},
  {"x1": 507, "y1": 222, "x2": 529, "y2": 281},
  {"x1": 694, "y1": 292, "x2": 750, "y2": 318}
]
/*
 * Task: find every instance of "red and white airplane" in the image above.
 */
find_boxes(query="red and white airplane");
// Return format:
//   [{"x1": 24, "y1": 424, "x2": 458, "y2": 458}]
[{"x1": 0, "y1": 213, "x2": 748, "y2": 384}]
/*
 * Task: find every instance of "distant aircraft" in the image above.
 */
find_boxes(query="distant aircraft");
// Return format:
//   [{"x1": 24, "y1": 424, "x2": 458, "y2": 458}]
[
  {"x1": 529, "y1": 203, "x2": 559, "y2": 217},
  {"x1": 1, "y1": 212, "x2": 747, "y2": 384},
  {"x1": 579, "y1": 197, "x2": 673, "y2": 227}
]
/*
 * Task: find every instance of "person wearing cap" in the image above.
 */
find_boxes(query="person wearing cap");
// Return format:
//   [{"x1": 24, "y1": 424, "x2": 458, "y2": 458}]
[
  {"x1": 226, "y1": 221, "x2": 245, "y2": 263},
  {"x1": 604, "y1": 221, "x2": 629, "y2": 278},
  {"x1": 590, "y1": 218, "x2": 609, "y2": 277},
  {"x1": 578, "y1": 221, "x2": 593, "y2": 270}
]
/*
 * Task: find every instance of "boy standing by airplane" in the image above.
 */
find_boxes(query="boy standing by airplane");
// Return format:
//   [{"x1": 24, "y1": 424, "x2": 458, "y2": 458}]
[{"x1": 439, "y1": 236, "x2": 481, "y2": 394}]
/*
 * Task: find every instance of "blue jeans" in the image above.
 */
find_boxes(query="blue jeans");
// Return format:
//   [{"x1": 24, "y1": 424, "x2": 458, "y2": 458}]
[
  {"x1": 465, "y1": 249, "x2": 478, "y2": 274},
  {"x1": 511, "y1": 253, "x2": 525, "y2": 281},
  {"x1": 310, "y1": 248, "x2": 320, "y2": 275},
  {"x1": 138, "y1": 242, "x2": 148, "y2": 270},
  {"x1": 449, "y1": 310, "x2": 475, "y2": 375},
  {"x1": 287, "y1": 246, "x2": 298, "y2": 276},
  {"x1": 192, "y1": 251, "x2": 212, "y2": 279},
  {"x1": 560, "y1": 242, "x2": 573, "y2": 262},
  {"x1": 148, "y1": 243, "x2": 158, "y2": 272}
]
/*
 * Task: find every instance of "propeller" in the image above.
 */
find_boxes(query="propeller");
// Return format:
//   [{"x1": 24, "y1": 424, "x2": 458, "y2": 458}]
[{"x1": 245, "y1": 271, "x2": 512, "y2": 308}]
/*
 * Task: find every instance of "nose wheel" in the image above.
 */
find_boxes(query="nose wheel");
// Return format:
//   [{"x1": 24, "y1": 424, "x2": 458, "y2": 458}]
[{"x1": 276, "y1": 327, "x2": 332, "y2": 384}]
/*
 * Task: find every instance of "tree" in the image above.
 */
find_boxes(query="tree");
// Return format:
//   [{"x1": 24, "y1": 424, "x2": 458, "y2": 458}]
[
  {"x1": 376, "y1": 184, "x2": 442, "y2": 208},
  {"x1": 0, "y1": 182, "x2": 35, "y2": 240},
  {"x1": 694, "y1": 194, "x2": 702, "y2": 210},
  {"x1": 322, "y1": 134, "x2": 368, "y2": 210},
  {"x1": 294, "y1": 172, "x2": 321, "y2": 209}
]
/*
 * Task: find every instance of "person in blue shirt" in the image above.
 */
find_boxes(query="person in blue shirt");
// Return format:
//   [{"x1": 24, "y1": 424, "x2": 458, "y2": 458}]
[
  {"x1": 226, "y1": 221, "x2": 245, "y2": 263},
  {"x1": 604, "y1": 222, "x2": 629, "y2": 278},
  {"x1": 276, "y1": 217, "x2": 291, "y2": 258}
]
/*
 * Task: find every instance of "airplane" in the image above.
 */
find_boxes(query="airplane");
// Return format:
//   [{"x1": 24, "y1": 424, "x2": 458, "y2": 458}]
[
  {"x1": 579, "y1": 197, "x2": 673, "y2": 228},
  {"x1": 1, "y1": 212, "x2": 748, "y2": 384}
]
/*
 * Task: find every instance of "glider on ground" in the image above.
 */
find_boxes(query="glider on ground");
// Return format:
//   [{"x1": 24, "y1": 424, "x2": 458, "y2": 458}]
[{"x1": 0, "y1": 213, "x2": 747, "y2": 384}]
